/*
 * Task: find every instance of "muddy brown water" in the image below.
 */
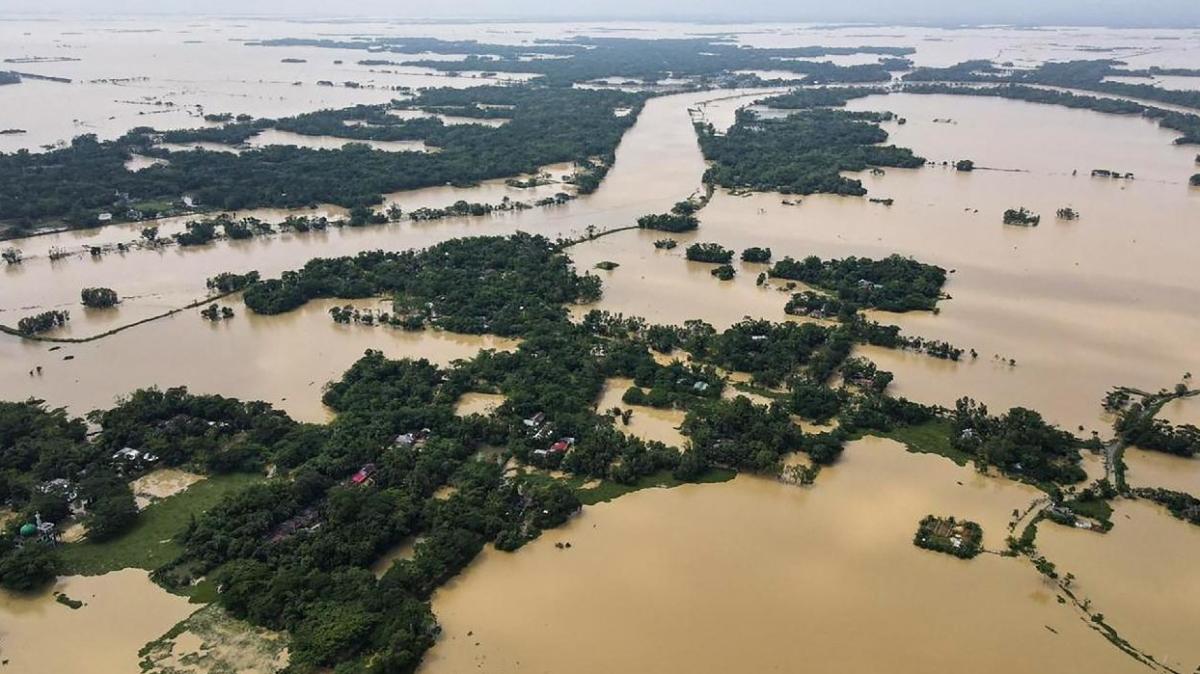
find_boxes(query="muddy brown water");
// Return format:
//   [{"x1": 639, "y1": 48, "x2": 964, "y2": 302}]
[
  {"x1": 3, "y1": 20, "x2": 1200, "y2": 674},
  {"x1": 420, "y1": 437, "x2": 1173, "y2": 674},
  {"x1": 0, "y1": 569, "x2": 194, "y2": 674}
]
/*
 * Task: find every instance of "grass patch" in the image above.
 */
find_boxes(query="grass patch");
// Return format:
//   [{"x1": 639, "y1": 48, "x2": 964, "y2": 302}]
[
  {"x1": 1065, "y1": 497, "x2": 1114, "y2": 525},
  {"x1": 58, "y1": 473, "x2": 263, "y2": 576},
  {"x1": 877, "y1": 420, "x2": 973, "y2": 466},
  {"x1": 575, "y1": 468, "x2": 735, "y2": 505}
]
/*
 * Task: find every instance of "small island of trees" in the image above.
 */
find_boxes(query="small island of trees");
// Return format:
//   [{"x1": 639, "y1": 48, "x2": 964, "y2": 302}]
[
  {"x1": 80, "y1": 287, "x2": 119, "y2": 308},
  {"x1": 1056, "y1": 207, "x2": 1080, "y2": 220},
  {"x1": 741, "y1": 247, "x2": 772, "y2": 263},
  {"x1": 685, "y1": 243, "x2": 734, "y2": 264},
  {"x1": 697, "y1": 108, "x2": 924, "y2": 197},
  {"x1": 1003, "y1": 207, "x2": 1041, "y2": 226},
  {"x1": 914, "y1": 515, "x2": 983, "y2": 559},
  {"x1": 710, "y1": 264, "x2": 736, "y2": 280},
  {"x1": 955, "y1": 159, "x2": 975, "y2": 172},
  {"x1": 637, "y1": 212, "x2": 699, "y2": 233},
  {"x1": 1191, "y1": 173, "x2": 1200, "y2": 187},
  {"x1": 15, "y1": 310, "x2": 70, "y2": 336}
]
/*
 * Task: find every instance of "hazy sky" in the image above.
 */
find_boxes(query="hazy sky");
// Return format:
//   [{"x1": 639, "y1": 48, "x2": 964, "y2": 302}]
[{"x1": 7, "y1": 0, "x2": 1200, "y2": 27}]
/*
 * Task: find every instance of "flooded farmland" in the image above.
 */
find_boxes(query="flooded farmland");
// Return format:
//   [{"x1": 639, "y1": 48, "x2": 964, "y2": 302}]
[{"x1": 3, "y1": 16, "x2": 1200, "y2": 674}]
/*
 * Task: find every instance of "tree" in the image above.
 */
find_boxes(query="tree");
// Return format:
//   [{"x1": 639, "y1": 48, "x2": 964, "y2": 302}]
[
  {"x1": 0, "y1": 543, "x2": 58, "y2": 592},
  {"x1": 741, "y1": 247, "x2": 772, "y2": 263},
  {"x1": 80, "y1": 287, "x2": 119, "y2": 308},
  {"x1": 955, "y1": 159, "x2": 975, "y2": 172}
]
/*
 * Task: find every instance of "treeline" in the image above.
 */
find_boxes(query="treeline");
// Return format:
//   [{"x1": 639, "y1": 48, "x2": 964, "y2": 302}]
[
  {"x1": 261, "y1": 36, "x2": 911, "y2": 86},
  {"x1": 697, "y1": 108, "x2": 924, "y2": 196},
  {"x1": 15, "y1": 310, "x2": 69, "y2": 336},
  {"x1": 949, "y1": 397, "x2": 1086, "y2": 484},
  {"x1": 901, "y1": 61, "x2": 1200, "y2": 143},
  {"x1": 243, "y1": 234, "x2": 602, "y2": 336},
  {"x1": 0, "y1": 85, "x2": 645, "y2": 225},
  {"x1": 755, "y1": 86, "x2": 881, "y2": 110},
  {"x1": 770, "y1": 254, "x2": 946, "y2": 312},
  {"x1": 1116, "y1": 414, "x2": 1199, "y2": 458}
]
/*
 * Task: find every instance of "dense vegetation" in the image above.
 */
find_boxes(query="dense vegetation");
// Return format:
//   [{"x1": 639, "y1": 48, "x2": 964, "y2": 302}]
[
  {"x1": 1003, "y1": 207, "x2": 1041, "y2": 226},
  {"x1": 770, "y1": 254, "x2": 946, "y2": 312},
  {"x1": 685, "y1": 242, "x2": 734, "y2": 264},
  {"x1": 741, "y1": 247, "x2": 772, "y2": 263},
  {"x1": 14, "y1": 310, "x2": 69, "y2": 336},
  {"x1": 259, "y1": 36, "x2": 910, "y2": 86},
  {"x1": 913, "y1": 515, "x2": 983, "y2": 559},
  {"x1": 0, "y1": 72, "x2": 19, "y2": 86},
  {"x1": 80, "y1": 287, "x2": 119, "y2": 308},
  {"x1": 637, "y1": 212, "x2": 699, "y2": 233},
  {"x1": 1191, "y1": 174, "x2": 1200, "y2": 187},
  {"x1": 0, "y1": 86, "x2": 644, "y2": 227},
  {"x1": 697, "y1": 108, "x2": 924, "y2": 196},
  {"x1": 949, "y1": 398, "x2": 1086, "y2": 484},
  {"x1": 243, "y1": 234, "x2": 601, "y2": 336},
  {"x1": 755, "y1": 87, "x2": 881, "y2": 110}
]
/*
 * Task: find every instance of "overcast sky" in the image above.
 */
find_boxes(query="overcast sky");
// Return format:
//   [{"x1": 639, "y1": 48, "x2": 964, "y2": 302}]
[{"x1": 7, "y1": 0, "x2": 1200, "y2": 27}]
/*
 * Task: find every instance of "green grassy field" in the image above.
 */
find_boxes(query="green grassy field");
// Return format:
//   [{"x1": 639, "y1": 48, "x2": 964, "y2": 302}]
[
  {"x1": 877, "y1": 420, "x2": 974, "y2": 467},
  {"x1": 574, "y1": 468, "x2": 736, "y2": 505},
  {"x1": 57, "y1": 473, "x2": 262, "y2": 576}
]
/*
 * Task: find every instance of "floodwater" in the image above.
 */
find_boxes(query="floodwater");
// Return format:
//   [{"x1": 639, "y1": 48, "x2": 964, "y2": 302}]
[
  {"x1": 0, "y1": 297, "x2": 517, "y2": 421},
  {"x1": 1037, "y1": 497, "x2": 1200, "y2": 671},
  {"x1": 1124, "y1": 447, "x2": 1200, "y2": 495},
  {"x1": 0, "y1": 87, "x2": 767, "y2": 420},
  {"x1": 4, "y1": 19, "x2": 1200, "y2": 674},
  {"x1": 453, "y1": 391, "x2": 507, "y2": 417},
  {"x1": 245, "y1": 128, "x2": 436, "y2": 153},
  {"x1": 421, "y1": 437, "x2": 1152, "y2": 674},
  {"x1": 0, "y1": 569, "x2": 194, "y2": 674},
  {"x1": 594, "y1": 377, "x2": 687, "y2": 447}
]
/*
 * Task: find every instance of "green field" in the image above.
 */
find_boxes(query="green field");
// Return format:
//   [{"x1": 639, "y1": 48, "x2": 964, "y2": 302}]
[
  {"x1": 57, "y1": 473, "x2": 262, "y2": 576},
  {"x1": 877, "y1": 420, "x2": 974, "y2": 466}
]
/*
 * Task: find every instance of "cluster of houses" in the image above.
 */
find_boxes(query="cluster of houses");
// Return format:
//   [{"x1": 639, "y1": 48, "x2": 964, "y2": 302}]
[{"x1": 523, "y1": 412, "x2": 576, "y2": 459}]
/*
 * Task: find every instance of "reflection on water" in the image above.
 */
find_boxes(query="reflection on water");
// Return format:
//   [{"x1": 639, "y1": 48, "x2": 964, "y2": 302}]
[{"x1": 421, "y1": 438, "x2": 1148, "y2": 674}]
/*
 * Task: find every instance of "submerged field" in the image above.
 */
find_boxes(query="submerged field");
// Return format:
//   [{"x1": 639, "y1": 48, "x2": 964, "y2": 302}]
[{"x1": 2, "y1": 17, "x2": 1200, "y2": 674}]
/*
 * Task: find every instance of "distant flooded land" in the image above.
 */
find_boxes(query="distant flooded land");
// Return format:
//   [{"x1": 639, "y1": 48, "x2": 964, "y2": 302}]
[{"x1": 2, "y1": 16, "x2": 1200, "y2": 674}]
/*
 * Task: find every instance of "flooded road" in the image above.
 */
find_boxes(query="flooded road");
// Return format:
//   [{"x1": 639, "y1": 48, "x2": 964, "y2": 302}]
[{"x1": 421, "y1": 438, "x2": 1153, "y2": 674}]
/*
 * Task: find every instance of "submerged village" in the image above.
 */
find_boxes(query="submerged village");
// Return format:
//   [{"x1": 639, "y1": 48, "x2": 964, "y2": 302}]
[{"x1": 1, "y1": 15, "x2": 1200, "y2": 674}]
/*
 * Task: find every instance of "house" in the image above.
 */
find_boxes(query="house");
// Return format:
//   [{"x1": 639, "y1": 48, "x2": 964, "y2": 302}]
[
  {"x1": 113, "y1": 447, "x2": 142, "y2": 461},
  {"x1": 37, "y1": 478, "x2": 79, "y2": 502},
  {"x1": 394, "y1": 428, "x2": 431, "y2": 448},
  {"x1": 523, "y1": 412, "x2": 546, "y2": 428},
  {"x1": 548, "y1": 437, "x2": 577, "y2": 454},
  {"x1": 351, "y1": 463, "x2": 377, "y2": 485},
  {"x1": 97, "y1": 212, "x2": 114, "y2": 222},
  {"x1": 692, "y1": 381, "x2": 710, "y2": 393}
]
